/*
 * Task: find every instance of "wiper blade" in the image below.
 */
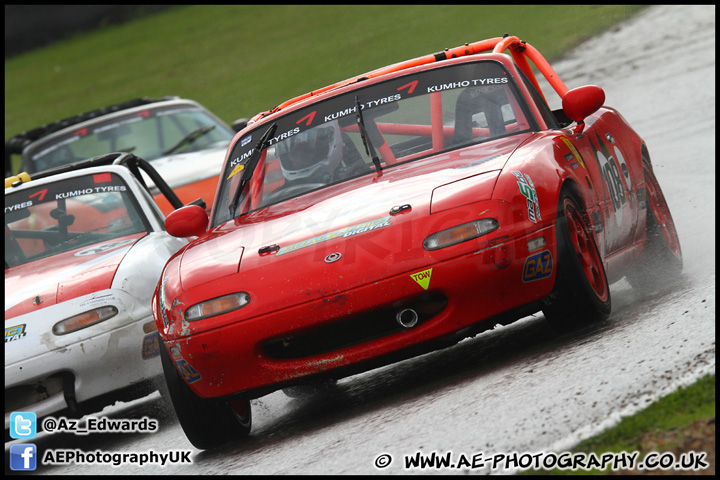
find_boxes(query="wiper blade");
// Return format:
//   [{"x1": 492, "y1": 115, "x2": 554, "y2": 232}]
[
  {"x1": 229, "y1": 123, "x2": 277, "y2": 217},
  {"x1": 355, "y1": 96, "x2": 382, "y2": 172},
  {"x1": 162, "y1": 125, "x2": 216, "y2": 155}
]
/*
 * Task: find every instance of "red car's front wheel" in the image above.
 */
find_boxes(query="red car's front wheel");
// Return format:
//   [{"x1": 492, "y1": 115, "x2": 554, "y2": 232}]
[
  {"x1": 543, "y1": 188, "x2": 611, "y2": 330},
  {"x1": 159, "y1": 344, "x2": 251, "y2": 450}
]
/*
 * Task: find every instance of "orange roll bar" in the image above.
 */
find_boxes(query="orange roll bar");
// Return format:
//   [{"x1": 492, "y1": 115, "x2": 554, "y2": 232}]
[
  {"x1": 255, "y1": 36, "x2": 569, "y2": 122},
  {"x1": 430, "y1": 92, "x2": 444, "y2": 150}
]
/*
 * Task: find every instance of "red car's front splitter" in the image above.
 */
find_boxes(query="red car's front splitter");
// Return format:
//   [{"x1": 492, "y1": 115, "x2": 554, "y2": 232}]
[{"x1": 166, "y1": 225, "x2": 556, "y2": 400}]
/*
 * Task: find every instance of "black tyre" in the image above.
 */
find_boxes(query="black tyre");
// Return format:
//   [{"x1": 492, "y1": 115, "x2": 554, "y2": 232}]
[
  {"x1": 542, "y1": 188, "x2": 611, "y2": 330},
  {"x1": 159, "y1": 344, "x2": 251, "y2": 449},
  {"x1": 626, "y1": 157, "x2": 683, "y2": 294}
]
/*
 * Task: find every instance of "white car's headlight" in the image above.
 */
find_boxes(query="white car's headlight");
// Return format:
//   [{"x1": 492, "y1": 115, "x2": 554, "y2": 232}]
[
  {"x1": 423, "y1": 218, "x2": 500, "y2": 251},
  {"x1": 53, "y1": 306, "x2": 119, "y2": 335},
  {"x1": 185, "y1": 292, "x2": 250, "y2": 322}
]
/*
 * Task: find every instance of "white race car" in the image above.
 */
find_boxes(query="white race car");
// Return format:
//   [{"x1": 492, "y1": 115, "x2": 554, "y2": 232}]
[
  {"x1": 5, "y1": 153, "x2": 189, "y2": 434},
  {"x1": 5, "y1": 96, "x2": 246, "y2": 215}
]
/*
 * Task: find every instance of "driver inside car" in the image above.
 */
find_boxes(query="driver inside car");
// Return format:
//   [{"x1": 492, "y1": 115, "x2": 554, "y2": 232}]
[
  {"x1": 275, "y1": 120, "x2": 367, "y2": 191},
  {"x1": 276, "y1": 121, "x2": 344, "y2": 186}
]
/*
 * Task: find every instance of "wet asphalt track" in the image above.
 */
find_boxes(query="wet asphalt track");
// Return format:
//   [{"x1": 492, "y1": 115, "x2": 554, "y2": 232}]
[{"x1": 7, "y1": 4, "x2": 714, "y2": 475}]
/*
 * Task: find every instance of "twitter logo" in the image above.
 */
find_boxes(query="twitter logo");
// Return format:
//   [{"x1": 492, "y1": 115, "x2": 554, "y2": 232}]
[{"x1": 10, "y1": 412, "x2": 37, "y2": 439}]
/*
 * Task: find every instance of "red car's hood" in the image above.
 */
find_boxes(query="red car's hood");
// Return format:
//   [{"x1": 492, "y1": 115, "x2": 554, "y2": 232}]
[
  {"x1": 4, "y1": 234, "x2": 143, "y2": 318},
  {"x1": 178, "y1": 134, "x2": 531, "y2": 292}
]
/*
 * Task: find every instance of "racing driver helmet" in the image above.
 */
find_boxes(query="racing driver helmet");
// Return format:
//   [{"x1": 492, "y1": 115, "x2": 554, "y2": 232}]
[{"x1": 276, "y1": 121, "x2": 343, "y2": 183}]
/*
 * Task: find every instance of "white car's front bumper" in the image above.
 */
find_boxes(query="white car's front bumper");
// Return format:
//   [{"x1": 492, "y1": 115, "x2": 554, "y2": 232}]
[{"x1": 5, "y1": 289, "x2": 162, "y2": 429}]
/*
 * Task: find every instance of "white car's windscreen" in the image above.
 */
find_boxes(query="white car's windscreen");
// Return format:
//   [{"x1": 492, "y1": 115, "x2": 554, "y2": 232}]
[
  {"x1": 5, "y1": 172, "x2": 149, "y2": 267},
  {"x1": 26, "y1": 107, "x2": 234, "y2": 172}
]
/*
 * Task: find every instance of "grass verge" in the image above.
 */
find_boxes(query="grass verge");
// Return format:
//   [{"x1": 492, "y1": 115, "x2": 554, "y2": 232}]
[
  {"x1": 524, "y1": 374, "x2": 715, "y2": 475},
  {"x1": 5, "y1": 5, "x2": 646, "y2": 141}
]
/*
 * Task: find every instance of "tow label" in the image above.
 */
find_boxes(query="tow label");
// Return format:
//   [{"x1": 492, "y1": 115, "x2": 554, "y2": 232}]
[{"x1": 410, "y1": 268, "x2": 433, "y2": 290}]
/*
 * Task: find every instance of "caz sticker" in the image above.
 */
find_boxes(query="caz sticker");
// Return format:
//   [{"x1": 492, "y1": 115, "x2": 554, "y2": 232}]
[
  {"x1": 175, "y1": 359, "x2": 202, "y2": 384},
  {"x1": 410, "y1": 268, "x2": 433, "y2": 290},
  {"x1": 522, "y1": 250, "x2": 553, "y2": 282},
  {"x1": 512, "y1": 171, "x2": 541, "y2": 223},
  {"x1": 141, "y1": 332, "x2": 160, "y2": 360}
]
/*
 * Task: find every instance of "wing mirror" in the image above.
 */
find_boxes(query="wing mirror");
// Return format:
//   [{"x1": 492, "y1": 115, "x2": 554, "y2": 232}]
[
  {"x1": 165, "y1": 204, "x2": 209, "y2": 238},
  {"x1": 562, "y1": 85, "x2": 605, "y2": 133}
]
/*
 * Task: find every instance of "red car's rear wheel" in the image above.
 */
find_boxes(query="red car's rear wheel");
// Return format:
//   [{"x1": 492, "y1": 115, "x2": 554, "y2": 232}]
[
  {"x1": 542, "y1": 188, "x2": 611, "y2": 330},
  {"x1": 626, "y1": 156, "x2": 683, "y2": 294}
]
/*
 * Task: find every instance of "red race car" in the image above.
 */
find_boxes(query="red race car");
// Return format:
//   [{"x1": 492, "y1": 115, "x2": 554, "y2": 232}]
[{"x1": 153, "y1": 36, "x2": 682, "y2": 449}]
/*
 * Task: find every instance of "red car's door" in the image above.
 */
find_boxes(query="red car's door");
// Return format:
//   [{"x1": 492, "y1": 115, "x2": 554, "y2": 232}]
[{"x1": 569, "y1": 117, "x2": 639, "y2": 255}]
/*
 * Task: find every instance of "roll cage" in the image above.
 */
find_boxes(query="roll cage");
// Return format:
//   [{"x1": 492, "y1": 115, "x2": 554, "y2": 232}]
[
  {"x1": 250, "y1": 35, "x2": 568, "y2": 124},
  {"x1": 4, "y1": 97, "x2": 180, "y2": 178},
  {"x1": 215, "y1": 37, "x2": 571, "y2": 224},
  {"x1": 5, "y1": 152, "x2": 185, "y2": 211},
  {"x1": 215, "y1": 58, "x2": 540, "y2": 224}
]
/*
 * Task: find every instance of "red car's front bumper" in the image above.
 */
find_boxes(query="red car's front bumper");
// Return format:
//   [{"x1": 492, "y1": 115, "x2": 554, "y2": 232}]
[{"x1": 164, "y1": 222, "x2": 557, "y2": 400}]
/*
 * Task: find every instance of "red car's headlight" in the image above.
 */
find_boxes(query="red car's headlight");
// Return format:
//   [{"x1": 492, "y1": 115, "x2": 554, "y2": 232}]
[
  {"x1": 423, "y1": 218, "x2": 499, "y2": 251},
  {"x1": 184, "y1": 292, "x2": 250, "y2": 322}
]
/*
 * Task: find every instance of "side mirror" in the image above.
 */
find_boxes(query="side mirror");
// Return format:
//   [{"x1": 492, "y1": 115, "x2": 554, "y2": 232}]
[
  {"x1": 562, "y1": 85, "x2": 605, "y2": 133},
  {"x1": 231, "y1": 118, "x2": 249, "y2": 132},
  {"x1": 165, "y1": 204, "x2": 209, "y2": 238}
]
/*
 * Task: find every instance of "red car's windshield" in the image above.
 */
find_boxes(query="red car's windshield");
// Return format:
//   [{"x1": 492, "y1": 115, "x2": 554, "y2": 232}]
[{"x1": 214, "y1": 60, "x2": 534, "y2": 226}]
